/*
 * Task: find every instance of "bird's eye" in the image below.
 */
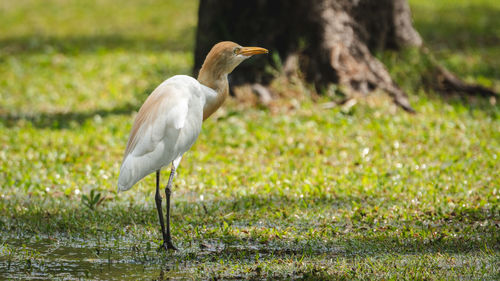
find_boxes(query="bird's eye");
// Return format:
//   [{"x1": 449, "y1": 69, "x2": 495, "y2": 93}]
[{"x1": 233, "y1": 47, "x2": 241, "y2": 55}]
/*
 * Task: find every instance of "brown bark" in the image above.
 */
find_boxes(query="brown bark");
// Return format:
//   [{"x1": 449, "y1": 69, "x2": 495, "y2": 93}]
[{"x1": 194, "y1": 0, "x2": 495, "y2": 112}]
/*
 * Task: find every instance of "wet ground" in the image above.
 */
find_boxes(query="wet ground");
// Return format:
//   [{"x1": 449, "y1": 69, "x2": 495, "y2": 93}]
[
  {"x1": 0, "y1": 233, "x2": 344, "y2": 280},
  {"x1": 0, "y1": 236, "x2": 187, "y2": 280}
]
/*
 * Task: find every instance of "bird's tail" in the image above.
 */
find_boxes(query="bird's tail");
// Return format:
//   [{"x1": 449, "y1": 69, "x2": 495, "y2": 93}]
[
  {"x1": 117, "y1": 182, "x2": 131, "y2": 192},
  {"x1": 117, "y1": 176, "x2": 133, "y2": 192},
  {"x1": 117, "y1": 157, "x2": 135, "y2": 192}
]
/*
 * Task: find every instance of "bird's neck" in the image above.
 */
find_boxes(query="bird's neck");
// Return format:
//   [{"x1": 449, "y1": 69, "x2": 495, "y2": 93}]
[{"x1": 198, "y1": 66, "x2": 229, "y2": 120}]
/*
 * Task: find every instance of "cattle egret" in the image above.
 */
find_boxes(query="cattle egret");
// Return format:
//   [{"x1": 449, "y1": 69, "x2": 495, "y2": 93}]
[{"x1": 117, "y1": 41, "x2": 268, "y2": 250}]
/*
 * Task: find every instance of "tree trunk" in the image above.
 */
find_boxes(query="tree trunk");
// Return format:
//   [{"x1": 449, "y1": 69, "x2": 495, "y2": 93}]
[{"x1": 194, "y1": 0, "x2": 495, "y2": 112}]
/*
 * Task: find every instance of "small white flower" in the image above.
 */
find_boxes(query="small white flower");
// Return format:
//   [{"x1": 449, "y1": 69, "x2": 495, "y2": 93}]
[{"x1": 362, "y1": 147, "x2": 370, "y2": 157}]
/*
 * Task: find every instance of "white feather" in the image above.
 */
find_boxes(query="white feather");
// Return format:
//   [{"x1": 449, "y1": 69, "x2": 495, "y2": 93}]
[{"x1": 117, "y1": 75, "x2": 212, "y2": 191}]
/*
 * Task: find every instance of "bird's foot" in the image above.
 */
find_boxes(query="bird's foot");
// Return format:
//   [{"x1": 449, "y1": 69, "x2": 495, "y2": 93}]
[{"x1": 158, "y1": 240, "x2": 178, "y2": 251}]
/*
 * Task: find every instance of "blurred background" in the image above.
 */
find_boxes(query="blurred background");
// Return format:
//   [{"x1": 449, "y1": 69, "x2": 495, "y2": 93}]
[
  {"x1": 0, "y1": 0, "x2": 498, "y2": 280},
  {"x1": 0, "y1": 0, "x2": 497, "y2": 115}
]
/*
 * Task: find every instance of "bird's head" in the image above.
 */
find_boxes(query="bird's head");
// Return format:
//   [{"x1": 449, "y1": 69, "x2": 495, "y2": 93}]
[
  {"x1": 198, "y1": 41, "x2": 268, "y2": 120},
  {"x1": 199, "y1": 41, "x2": 268, "y2": 79}
]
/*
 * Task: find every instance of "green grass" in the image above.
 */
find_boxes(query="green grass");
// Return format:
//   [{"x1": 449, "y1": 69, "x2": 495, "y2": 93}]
[
  {"x1": 1, "y1": 0, "x2": 499, "y2": 280},
  {"x1": 409, "y1": 0, "x2": 499, "y2": 87}
]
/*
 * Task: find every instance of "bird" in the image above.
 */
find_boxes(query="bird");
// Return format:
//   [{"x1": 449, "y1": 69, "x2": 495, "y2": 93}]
[{"x1": 117, "y1": 41, "x2": 268, "y2": 250}]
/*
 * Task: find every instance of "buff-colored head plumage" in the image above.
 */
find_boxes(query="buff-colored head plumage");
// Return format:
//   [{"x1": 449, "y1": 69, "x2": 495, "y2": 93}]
[
  {"x1": 197, "y1": 41, "x2": 268, "y2": 120},
  {"x1": 198, "y1": 41, "x2": 268, "y2": 88}
]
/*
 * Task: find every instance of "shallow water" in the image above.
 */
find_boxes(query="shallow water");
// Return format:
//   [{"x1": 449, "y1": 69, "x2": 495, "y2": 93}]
[
  {"x1": 0, "y1": 233, "x2": 341, "y2": 280},
  {"x1": 0, "y1": 236, "x2": 182, "y2": 280}
]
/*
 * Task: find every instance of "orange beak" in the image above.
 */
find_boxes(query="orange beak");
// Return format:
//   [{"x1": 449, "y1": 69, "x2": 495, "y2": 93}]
[{"x1": 237, "y1": 46, "x2": 269, "y2": 56}]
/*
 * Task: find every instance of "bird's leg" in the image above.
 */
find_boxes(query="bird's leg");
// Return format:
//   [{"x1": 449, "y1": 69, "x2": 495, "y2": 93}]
[
  {"x1": 154, "y1": 170, "x2": 169, "y2": 250},
  {"x1": 164, "y1": 164, "x2": 177, "y2": 250}
]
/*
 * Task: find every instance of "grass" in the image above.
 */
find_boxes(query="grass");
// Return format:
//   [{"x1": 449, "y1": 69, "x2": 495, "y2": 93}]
[
  {"x1": 0, "y1": 0, "x2": 499, "y2": 280},
  {"x1": 409, "y1": 0, "x2": 499, "y2": 87}
]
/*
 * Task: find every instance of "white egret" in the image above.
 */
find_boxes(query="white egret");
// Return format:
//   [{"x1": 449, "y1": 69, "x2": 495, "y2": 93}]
[{"x1": 117, "y1": 41, "x2": 268, "y2": 250}]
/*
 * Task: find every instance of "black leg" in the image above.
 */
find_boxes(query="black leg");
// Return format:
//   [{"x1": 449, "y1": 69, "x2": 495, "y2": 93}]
[
  {"x1": 164, "y1": 164, "x2": 177, "y2": 250},
  {"x1": 154, "y1": 170, "x2": 169, "y2": 250}
]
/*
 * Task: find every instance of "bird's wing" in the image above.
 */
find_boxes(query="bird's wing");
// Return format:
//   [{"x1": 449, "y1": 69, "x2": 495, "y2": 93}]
[
  {"x1": 118, "y1": 76, "x2": 204, "y2": 191},
  {"x1": 123, "y1": 83, "x2": 190, "y2": 159}
]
